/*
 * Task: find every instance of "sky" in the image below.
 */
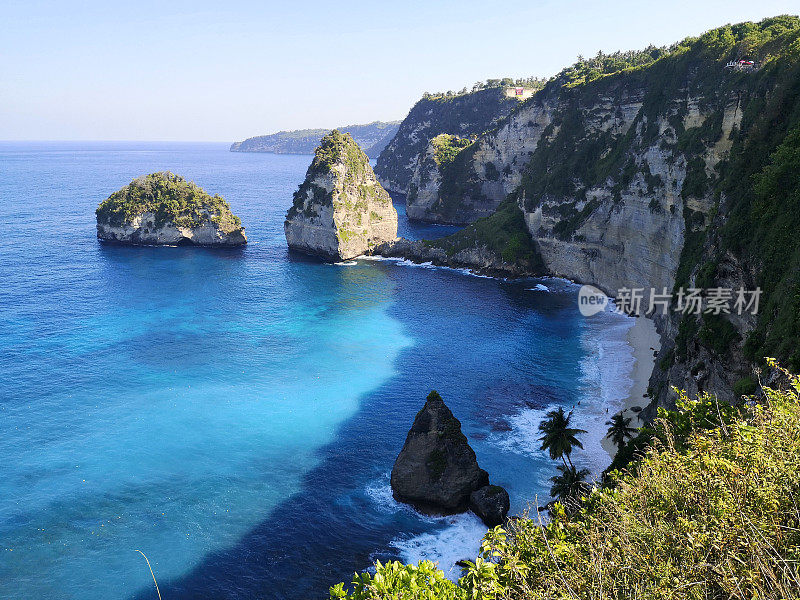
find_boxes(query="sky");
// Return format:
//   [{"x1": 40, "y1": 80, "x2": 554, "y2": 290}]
[{"x1": 1, "y1": 0, "x2": 798, "y2": 141}]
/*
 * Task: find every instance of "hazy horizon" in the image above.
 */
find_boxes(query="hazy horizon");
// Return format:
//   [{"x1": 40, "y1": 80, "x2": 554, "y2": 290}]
[{"x1": 3, "y1": 0, "x2": 799, "y2": 142}]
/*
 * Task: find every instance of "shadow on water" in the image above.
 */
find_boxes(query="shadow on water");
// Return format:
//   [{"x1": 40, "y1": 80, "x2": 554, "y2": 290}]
[
  {"x1": 391, "y1": 193, "x2": 463, "y2": 241},
  {"x1": 128, "y1": 359, "x2": 436, "y2": 600},
  {"x1": 97, "y1": 241, "x2": 247, "y2": 260},
  {"x1": 128, "y1": 268, "x2": 584, "y2": 600}
]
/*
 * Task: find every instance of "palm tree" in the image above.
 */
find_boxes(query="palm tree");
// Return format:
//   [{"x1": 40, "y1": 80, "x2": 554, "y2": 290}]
[
  {"x1": 605, "y1": 412, "x2": 637, "y2": 451},
  {"x1": 549, "y1": 464, "x2": 591, "y2": 502},
  {"x1": 538, "y1": 407, "x2": 587, "y2": 468}
]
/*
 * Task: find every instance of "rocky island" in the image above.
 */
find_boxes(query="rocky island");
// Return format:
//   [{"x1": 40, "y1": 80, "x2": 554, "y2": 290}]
[
  {"x1": 284, "y1": 130, "x2": 398, "y2": 261},
  {"x1": 391, "y1": 391, "x2": 509, "y2": 527},
  {"x1": 96, "y1": 172, "x2": 246, "y2": 246}
]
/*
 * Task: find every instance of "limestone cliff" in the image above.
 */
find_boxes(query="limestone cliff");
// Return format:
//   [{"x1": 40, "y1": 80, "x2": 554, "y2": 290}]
[
  {"x1": 95, "y1": 172, "x2": 246, "y2": 246},
  {"x1": 284, "y1": 130, "x2": 398, "y2": 260},
  {"x1": 405, "y1": 134, "x2": 489, "y2": 224},
  {"x1": 381, "y1": 17, "x2": 800, "y2": 415},
  {"x1": 374, "y1": 88, "x2": 519, "y2": 194}
]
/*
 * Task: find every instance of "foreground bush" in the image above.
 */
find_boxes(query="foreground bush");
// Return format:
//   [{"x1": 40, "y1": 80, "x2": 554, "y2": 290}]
[{"x1": 332, "y1": 365, "x2": 800, "y2": 599}]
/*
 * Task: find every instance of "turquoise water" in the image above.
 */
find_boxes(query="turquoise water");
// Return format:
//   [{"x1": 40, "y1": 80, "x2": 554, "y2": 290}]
[{"x1": 0, "y1": 142, "x2": 633, "y2": 599}]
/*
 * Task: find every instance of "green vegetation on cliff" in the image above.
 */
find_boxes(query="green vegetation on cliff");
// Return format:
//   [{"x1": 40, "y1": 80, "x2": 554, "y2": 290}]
[
  {"x1": 95, "y1": 172, "x2": 242, "y2": 231},
  {"x1": 656, "y1": 15, "x2": 800, "y2": 372},
  {"x1": 716, "y1": 57, "x2": 800, "y2": 371},
  {"x1": 514, "y1": 17, "x2": 800, "y2": 209},
  {"x1": 375, "y1": 87, "x2": 519, "y2": 192},
  {"x1": 333, "y1": 366, "x2": 800, "y2": 599},
  {"x1": 430, "y1": 134, "x2": 473, "y2": 168},
  {"x1": 310, "y1": 130, "x2": 370, "y2": 179},
  {"x1": 497, "y1": 16, "x2": 800, "y2": 377},
  {"x1": 555, "y1": 46, "x2": 670, "y2": 88},
  {"x1": 426, "y1": 199, "x2": 544, "y2": 269},
  {"x1": 287, "y1": 130, "x2": 390, "y2": 220}
]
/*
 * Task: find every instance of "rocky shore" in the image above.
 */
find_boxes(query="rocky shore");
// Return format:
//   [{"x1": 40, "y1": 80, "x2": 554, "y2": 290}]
[{"x1": 373, "y1": 238, "x2": 535, "y2": 277}]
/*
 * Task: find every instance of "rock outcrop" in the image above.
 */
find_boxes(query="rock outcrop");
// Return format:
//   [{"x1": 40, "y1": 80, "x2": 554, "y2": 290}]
[
  {"x1": 284, "y1": 130, "x2": 398, "y2": 260},
  {"x1": 96, "y1": 172, "x2": 246, "y2": 246},
  {"x1": 469, "y1": 485, "x2": 511, "y2": 527},
  {"x1": 391, "y1": 390, "x2": 509, "y2": 526},
  {"x1": 406, "y1": 134, "x2": 481, "y2": 224},
  {"x1": 376, "y1": 198, "x2": 545, "y2": 277},
  {"x1": 374, "y1": 88, "x2": 519, "y2": 194}
]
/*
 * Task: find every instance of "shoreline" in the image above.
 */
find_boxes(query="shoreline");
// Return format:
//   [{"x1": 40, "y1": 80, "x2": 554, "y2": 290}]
[{"x1": 601, "y1": 315, "x2": 660, "y2": 457}]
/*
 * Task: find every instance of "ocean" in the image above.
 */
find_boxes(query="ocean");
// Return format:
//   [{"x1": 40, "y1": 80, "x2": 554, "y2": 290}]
[{"x1": 0, "y1": 142, "x2": 634, "y2": 599}]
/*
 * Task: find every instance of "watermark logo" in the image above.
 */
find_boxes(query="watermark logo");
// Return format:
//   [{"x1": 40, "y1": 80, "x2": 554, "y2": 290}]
[
  {"x1": 578, "y1": 285, "x2": 608, "y2": 316},
  {"x1": 577, "y1": 285, "x2": 762, "y2": 317}
]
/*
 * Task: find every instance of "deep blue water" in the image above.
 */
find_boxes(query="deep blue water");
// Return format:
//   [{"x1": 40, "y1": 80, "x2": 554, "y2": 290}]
[{"x1": 0, "y1": 142, "x2": 634, "y2": 600}]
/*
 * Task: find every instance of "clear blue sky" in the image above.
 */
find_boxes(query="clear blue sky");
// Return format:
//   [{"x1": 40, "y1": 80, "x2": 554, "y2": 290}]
[{"x1": 1, "y1": 0, "x2": 797, "y2": 141}]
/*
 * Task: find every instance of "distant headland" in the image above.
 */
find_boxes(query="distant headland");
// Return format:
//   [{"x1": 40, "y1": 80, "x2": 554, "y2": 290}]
[{"x1": 230, "y1": 120, "x2": 400, "y2": 158}]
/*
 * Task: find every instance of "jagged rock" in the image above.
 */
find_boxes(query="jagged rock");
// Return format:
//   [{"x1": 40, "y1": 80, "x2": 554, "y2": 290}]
[
  {"x1": 95, "y1": 172, "x2": 246, "y2": 246},
  {"x1": 391, "y1": 391, "x2": 508, "y2": 526},
  {"x1": 284, "y1": 130, "x2": 397, "y2": 260},
  {"x1": 469, "y1": 485, "x2": 510, "y2": 527}
]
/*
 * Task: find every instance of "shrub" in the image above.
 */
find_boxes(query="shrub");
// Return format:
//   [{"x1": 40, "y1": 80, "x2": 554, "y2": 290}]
[{"x1": 96, "y1": 172, "x2": 242, "y2": 232}]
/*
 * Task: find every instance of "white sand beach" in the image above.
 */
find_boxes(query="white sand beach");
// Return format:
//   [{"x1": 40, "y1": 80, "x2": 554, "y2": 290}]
[{"x1": 602, "y1": 315, "x2": 661, "y2": 457}]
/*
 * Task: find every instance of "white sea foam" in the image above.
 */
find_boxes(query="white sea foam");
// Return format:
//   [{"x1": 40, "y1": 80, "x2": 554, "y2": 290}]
[
  {"x1": 363, "y1": 278, "x2": 637, "y2": 585},
  {"x1": 358, "y1": 256, "x2": 496, "y2": 279},
  {"x1": 527, "y1": 283, "x2": 550, "y2": 292},
  {"x1": 364, "y1": 476, "x2": 420, "y2": 517},
  {"x1": 332, "y1": 260, "x2": 358, "y2": 266},
  {"x1": 573, "y1": 308, "x2": 635, "y2": 474},
  {"x1": 492, "y1": 405, "x2": 551, "y2": 458},
  {"x1": 488, "y1": 304, "x2": 636, "y2": 480},
  {"x1": 356, "y1": 254, "x2": 398, "y2": 262},
  {"x1": 365, "y1": 476, "x2": 486, "y2": 580},
  {"x1": 390, "y1": 512, "x2": 487, "y2": 580}
]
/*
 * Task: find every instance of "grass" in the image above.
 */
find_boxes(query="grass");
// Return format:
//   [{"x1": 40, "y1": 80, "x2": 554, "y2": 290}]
[{"x1": 427, "y1": 199, "x2": 544, "y2": 271}]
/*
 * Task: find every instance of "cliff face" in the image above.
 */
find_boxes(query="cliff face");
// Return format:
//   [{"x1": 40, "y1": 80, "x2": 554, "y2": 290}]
[
  {"x1": 406, "y1": 134, "x2": 480, "y2": 223},
  {"x1": 96, "y1": 172, "x2": 246, "y2": 246},
  {"x1": 374, "y1": 88, "x2": 518, "y2": 194},
  {"x1": 231, "y1": 121, "x2": 400, "y2": 158},
  {"x1": 408, "y1": 88, "x2": 560, "y2": 224},
  {"x1": 284, "y1": 130, "x2": 398, "y2": 260},
  {"x1": 383, "y1": 17, "x2": 800, "y2": 415}
]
